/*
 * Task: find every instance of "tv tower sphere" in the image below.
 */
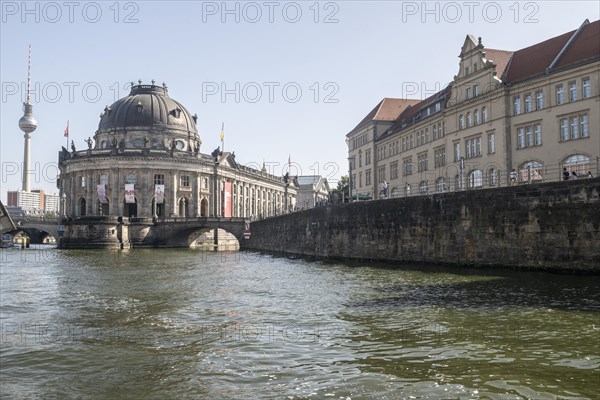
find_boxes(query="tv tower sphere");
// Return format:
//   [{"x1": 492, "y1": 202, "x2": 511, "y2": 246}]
[{"x1": 19, "y1": 104, "x2": 37, "y2": 134}]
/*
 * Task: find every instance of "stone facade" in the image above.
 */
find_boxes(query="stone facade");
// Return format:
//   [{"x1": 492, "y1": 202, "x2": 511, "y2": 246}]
[
  {"x1": 348, "y1": 19, "x2": 600, "y2": 200},
  {"x1": 243, "y1": 179, "x2": 600, "y2": 272},
  {"x1": 57, "y1": 82, "x2": 296, "y2": 248}
]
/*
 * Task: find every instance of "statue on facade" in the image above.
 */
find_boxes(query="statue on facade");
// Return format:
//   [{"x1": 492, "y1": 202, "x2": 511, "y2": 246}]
[
  {"x1": 111, "y1": 137, "x2": 117, "y2": 148},
  {"x1": 211, "y1": 146, "x2": 222, "y2": 161},
  {"x1": 71, "y1": 140, "x2": 76, "y2": 153},
  {"x1": 85, "y1": 137, "x2": 93, "y2": 149},
  {"x1": 144, "y1": 136, "x2": 149, "y2": 148}
]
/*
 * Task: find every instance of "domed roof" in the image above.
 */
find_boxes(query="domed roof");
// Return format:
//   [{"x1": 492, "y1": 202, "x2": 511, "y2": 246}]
[{"x1": 98, "y1": 82, "x2": 197, "y2": 133}]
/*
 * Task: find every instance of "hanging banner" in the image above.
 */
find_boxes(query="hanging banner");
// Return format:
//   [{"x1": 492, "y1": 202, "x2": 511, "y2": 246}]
[
  {"x1": 223, "y1": 182, "x2": 232, "y2": 217},
  {"x1": 97, "y1": 184, "x2": 108, "y2": 204},
  {"x1": 155, "y1": 184, "x2": 165, "y2": 204},
  {"x1": 125, "y1": 184, "x2": 135, "y2": 204}
]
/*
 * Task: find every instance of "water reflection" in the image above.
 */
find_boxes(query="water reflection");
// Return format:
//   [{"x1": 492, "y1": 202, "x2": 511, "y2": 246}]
[{"x1": 1, "y1": 248, "x2": 599, "y2": 399}]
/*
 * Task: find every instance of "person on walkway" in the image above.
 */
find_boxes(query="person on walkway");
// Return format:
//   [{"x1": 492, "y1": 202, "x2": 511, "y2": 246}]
[
  {"x1": 571, "y1": 171, "x2": 578, "y2": 180},
  {"x1": 587, "y1": 171, "x2": 593, "y2": 178},
  {"x1": 563, "y1": 167, "x2": 571, "y2": 181}
]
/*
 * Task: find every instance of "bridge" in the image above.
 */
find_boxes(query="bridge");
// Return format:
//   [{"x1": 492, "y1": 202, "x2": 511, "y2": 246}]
[{"x1": 3, "y1": 209, "x2": 249, "y2": 249}]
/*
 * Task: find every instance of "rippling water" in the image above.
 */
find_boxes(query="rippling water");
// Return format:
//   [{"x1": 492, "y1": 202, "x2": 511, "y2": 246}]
[{"x1": 1, "y1": 247, "x2": 599, "y2": 399}]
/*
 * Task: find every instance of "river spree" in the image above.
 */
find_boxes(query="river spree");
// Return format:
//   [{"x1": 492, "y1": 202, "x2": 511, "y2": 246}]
[{"x1": 1, "y1": 247, "x2": 598, "y2": 399}]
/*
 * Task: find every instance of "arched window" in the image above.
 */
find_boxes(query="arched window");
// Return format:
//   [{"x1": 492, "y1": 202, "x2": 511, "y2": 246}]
[
  {"x1": 436, "y1": 177, "x2": 446, "y2": 192},
  {"x1": 519, "y1": 161, "x2": 543, "y2": 182},
  {"x1": 467, "y1": 170, "x2": 483, "y2": 189},
  {"x1": 467, "y1": 112, "x2": 472, "y2": 127},
  {"x1": 563, "y1": 154, "x2": 590, "y2": 175},
  {"x1": 79, "y1": 198, "x2": 86, "y2": 216},
  {"x1": 455, "y1": 174, "x2": 461, "y2": 191},
  {"x1": 474, "y1": 109, "x2": 480, "y2": 125},
  {"x1": 482, "y1": 107, "x2": 488, "y2": 123},
  {"x1": 404, "y1": 184, "x2": 411, "y2": 197},
  {"x1": 459, "y1": 114, "x2": 464, "y2": 129}
]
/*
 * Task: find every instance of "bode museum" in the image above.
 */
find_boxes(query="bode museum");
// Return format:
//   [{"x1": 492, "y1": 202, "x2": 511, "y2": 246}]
[{"x1": 57, "y1": 81, "x2": 297, "y2": 249}]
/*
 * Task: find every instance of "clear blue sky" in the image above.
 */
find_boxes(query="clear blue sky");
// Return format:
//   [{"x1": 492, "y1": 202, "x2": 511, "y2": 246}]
[{"x1": 2, "y1": 1, "x2": 599, "y2": 201}]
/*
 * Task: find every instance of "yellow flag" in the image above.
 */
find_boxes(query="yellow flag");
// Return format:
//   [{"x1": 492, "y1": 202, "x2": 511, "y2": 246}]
[{"x1": 219, "y1": 122, "x2": 224, "y2": 142}]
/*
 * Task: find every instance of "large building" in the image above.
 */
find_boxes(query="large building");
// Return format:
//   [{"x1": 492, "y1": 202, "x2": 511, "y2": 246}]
[
  {"x1": 6, "y1": 189, "x2": 59, "y2": 214},
  {"x1": 58, "y1": 81, "x2": 297, "y2": 248},
  {"x1": 347, "y1": 19, "x2": 599, "y2": 199},
  {"x1": 295, "y1": 175, "x2": 331, "y2": 209}
]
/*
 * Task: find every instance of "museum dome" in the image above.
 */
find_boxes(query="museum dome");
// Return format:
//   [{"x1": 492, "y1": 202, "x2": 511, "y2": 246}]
[{"x1": 98, "y1": 81, "x2": 198, "y2": 134}]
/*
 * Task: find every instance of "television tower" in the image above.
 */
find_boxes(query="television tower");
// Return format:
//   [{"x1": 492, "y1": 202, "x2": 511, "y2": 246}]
[{"x1": 18, "y1": 45, "x2": 37, "y2": 192}]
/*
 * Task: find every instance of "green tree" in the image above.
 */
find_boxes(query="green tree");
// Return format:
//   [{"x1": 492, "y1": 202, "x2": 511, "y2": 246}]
[{"x1": 332, "y1": 175, "x2": 349, "y2": 203}]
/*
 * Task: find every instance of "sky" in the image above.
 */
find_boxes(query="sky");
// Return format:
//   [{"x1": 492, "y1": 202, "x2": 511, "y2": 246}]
[{"x1": 1, "y1": 1, "x2": 599, "y2": 202}]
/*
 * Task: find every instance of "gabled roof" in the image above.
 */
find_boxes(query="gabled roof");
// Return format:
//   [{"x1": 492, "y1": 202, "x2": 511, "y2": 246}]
[
  {"x1": 503, "y1": 19, "x2": 599, "y2": 84},
  {"x1": 348, "y1": 98, "x2": 419, "y2": 135}
]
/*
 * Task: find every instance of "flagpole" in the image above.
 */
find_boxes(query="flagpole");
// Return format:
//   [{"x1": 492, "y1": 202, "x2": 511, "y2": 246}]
[{"x1": 220, "y1": 122, "x2": 224, "y2": 152}]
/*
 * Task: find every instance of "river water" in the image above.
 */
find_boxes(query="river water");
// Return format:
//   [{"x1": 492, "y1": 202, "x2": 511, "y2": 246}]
[{"x1": 1, "y1": 247, "x2": 598, "y2": 399}]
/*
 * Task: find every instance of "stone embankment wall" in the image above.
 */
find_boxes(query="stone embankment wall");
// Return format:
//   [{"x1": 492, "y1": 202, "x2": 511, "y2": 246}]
[{"x1": 243, "y1": 179, "x2": 600, "y2": 272}]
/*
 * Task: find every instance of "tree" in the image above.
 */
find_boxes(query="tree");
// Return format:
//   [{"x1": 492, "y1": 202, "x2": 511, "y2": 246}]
[{"x1": 332, "y1": 175, "x2": 349, "y2": 203}]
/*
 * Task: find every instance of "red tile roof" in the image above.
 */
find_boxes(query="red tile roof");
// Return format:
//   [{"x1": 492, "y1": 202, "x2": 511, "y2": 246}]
[
  {"x1": 554, "y1": 19, "x2": 600, "y2": 70},
  {"x1": 483, "y1": 48, "x2": 514, "y2": 79},
  {"x1": 503, "y1": 19, "x2": 599, "y2": 83},
  {"x1": 348, "y1": 98, "x2": 419, "y2": 134}
]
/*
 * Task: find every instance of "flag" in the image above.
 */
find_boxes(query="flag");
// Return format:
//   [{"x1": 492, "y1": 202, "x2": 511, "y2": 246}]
[
  {"x1": 64, "y1": 121, "x2": 69, "y2": 137},
  {"x1": 97, "y1": 184, "x2": 108, "y2": 204},
  {"x1": 219, "y1": 122, "x2": 224, "y2": 142},
  {"x1": 288, "y1": 154, "x2": 291, "y2": 166},
  {"x1": 155, "y1": 184, "x2": 165, "y2": 204},
  {"x1": 125, "y1": 184, "x2": 135, "y2": 204}
]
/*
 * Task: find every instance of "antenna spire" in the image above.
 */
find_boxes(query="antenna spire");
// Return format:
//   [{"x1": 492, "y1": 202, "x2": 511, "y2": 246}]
[{"x1": 26, "y1": 44, "x2": 31, "y2": 104}]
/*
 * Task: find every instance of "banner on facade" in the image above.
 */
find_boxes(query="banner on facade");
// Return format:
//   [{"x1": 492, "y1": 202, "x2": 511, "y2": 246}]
[
  {"x1": 155, "y1": 184, "x2": 165, "y2": 204},
  {"x1": 223, "y1": 182, "x2": 232, "y2": 218},
  {"x1": 125, "y1": 184, "x2": 135, "y2": 204},
  {"x1": 97, "y1": 184, "x2": 108, "y2": 204}
]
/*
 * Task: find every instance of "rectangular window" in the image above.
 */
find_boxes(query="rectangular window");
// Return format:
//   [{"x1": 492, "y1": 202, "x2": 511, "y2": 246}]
[
  {"x1": 201, "y1": 177, "x2": 208, "y2": 189},
  {"x1": 526, "y1": 126, "x2": 533, "y2": 147},
  {"x1": 435, "y1": 102, "x2": 441, "y2": 112},
  {"x1": 402, "y1": 159, "x2": 413, "y2": 176},
  {"x1": 569, "y1": 81, "x2": 577, "y2": 102},
  {"x1": 366, "y1": 170, "x2": 371, "y2": 186},
  {"x1": 434, "y1": 147, "x2": 446, "y2": 168},
  {"x1": 432, "y1": 124, "x2": 438, "y2": 140},
  {"x1": 536, "y1": 90, "x2": 544, "y2": 110},
  {"x1": 418, "y1": 153, "x2": 428, "y2": 172},
  {"x1": 514, "y1": 96, "x2": 521, "y2": 115},
  {"x1": 390, "y1": 162, "x2": 398, "y2": 180},
  {"x1": 534, "y1": 124, "x2": 542, "y2": 146},
  {"x1": 378, "y1": 167, "x2": 386, "y2": 183},
  {"x1": 454, "y1": 142, "x2": 461, "y2": 161},
  {"x1": 80, "y1": 176, "x2": 86, "y2": 188},
  {"x1": 181, "y1": 175, "x2": 190, "y2": 187},
  {"x1": 365, "y1": 149, "x2": 371, "y2": 165},
  {"x1": 560, "y1": 118, "x2": 569, "y2": 141},
  {"x1": 524, "y1": 94, "x2": 532, "y2": 112},
  {"x1": 582, "y1": 77, "x2": 591, "y2": 99},
  {"x1": 517, "y1": 127, "x2": 525, "y2": 149},
  {"x1": 352, "y1": 175, "x2": 356, "y2": 190},
  {"x1": 359, "y1": 172, "x2": 363, "y2": 188},
  {"x1": 570, "y1": 116, "x2": 579, "y2": 139},
  {"x1": 556, "y1": 84, "x2": 564, "y2": 105},
  {"x1": 473, "y1": 84, "x2": 479, "y2": 97},
  {"x1": 581, "y1": 115, "x2": 589, "y2": 138},
  {"x1": 466, "y1": 87, "x2": 471, "y2": 99},
  {"x1": 488, "y1": 133, "x2": 495, "y2": 154},
  {"x1": 154, "y1": 174, "x2": 164, "y2": 185},
  {"x1": 465, "y1": 137, "x2": 481, "y2": 159}
]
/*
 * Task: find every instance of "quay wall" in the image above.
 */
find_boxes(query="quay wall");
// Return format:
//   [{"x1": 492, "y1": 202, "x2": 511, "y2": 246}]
[{"x1": 243, "y1": 179, "x2": 600, "y2": 272}]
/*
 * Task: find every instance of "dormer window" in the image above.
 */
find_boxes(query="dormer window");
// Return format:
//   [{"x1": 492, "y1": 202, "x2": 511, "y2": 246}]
[
  {"x1": 136, "y1": 101, "x2": 144, "y2": 115},
  {"x1": 171, "y1": 108, "x2": 182, "y2": 118}
]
